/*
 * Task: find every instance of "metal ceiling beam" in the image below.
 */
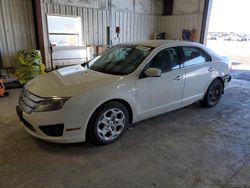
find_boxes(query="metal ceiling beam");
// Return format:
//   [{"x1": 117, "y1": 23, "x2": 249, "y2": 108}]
[
  {"x1": 200, "y1": 0, "x2": 213, "y2": 44},
  {"x1": 32, "y1": 0, "x2": 45, "y2": 63},
  {"x1": 163, "y1": 0, "x2": 174, "y2": 15}
]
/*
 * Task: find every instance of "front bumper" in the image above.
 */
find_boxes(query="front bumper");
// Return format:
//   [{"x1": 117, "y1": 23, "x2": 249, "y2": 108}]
[
  {"x1": 16, "y1": 105, "x2": 85, "y2": 143},
  {"x1": 223, "y1": 74, "x2": 231, "y2": 91},
  {"x1": 223, "y1": 74, "x2": 232, "y2": 83}
]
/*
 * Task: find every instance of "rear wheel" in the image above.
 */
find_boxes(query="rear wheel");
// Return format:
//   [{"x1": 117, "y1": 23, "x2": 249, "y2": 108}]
[
  {"x1": 200, "y1": 79, "x2": 223, "y2": 108},
  {"x1": 88, "y1": 101, "x2": 129, "y2": 145}
]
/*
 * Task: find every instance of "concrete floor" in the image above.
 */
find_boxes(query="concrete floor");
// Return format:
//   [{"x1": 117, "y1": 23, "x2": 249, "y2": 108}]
[{"x1": 1, "y1": 73, "x2": 250, "y2": 188}]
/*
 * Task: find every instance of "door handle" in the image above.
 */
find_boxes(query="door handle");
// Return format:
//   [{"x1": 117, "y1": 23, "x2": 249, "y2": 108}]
[
  {"x1": 173, "y1": 75, "x2": 183, "y2": 81},
  {"x1": 208, "y1": 67, "x2": 214, "y2": 72}
]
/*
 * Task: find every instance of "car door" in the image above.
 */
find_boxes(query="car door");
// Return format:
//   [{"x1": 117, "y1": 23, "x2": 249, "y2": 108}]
[
  {"x1": 181, "y1": 46, "x2": 214, "y2": 105},
  {"x1": 136, "y1": 47, "x2": 185, "y2": 118}
]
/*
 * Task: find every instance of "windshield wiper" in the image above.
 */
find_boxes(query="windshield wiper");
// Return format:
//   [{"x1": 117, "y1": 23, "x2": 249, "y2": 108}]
[{"x1": 81, "y1": 61, "x2": 89, "y2": 68}]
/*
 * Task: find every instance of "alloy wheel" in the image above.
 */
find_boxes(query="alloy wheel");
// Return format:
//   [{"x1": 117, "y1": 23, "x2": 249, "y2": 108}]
[
  {"x1": 208, "y1": 83, "x2": 221, "y2": 105},
  {"x1": 97, "y1": 108, "x2": 125, "y2": 141}
]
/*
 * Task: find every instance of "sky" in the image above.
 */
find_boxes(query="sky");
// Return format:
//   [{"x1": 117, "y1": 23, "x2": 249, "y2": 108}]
[{"x1": 208, "y1": 0, "x2": 250, "y2": 33}]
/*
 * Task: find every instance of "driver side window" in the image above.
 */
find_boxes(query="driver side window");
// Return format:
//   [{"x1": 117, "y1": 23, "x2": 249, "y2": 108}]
[{"x1": 148, "y1": 47, "x2": 180, "y2": 73}]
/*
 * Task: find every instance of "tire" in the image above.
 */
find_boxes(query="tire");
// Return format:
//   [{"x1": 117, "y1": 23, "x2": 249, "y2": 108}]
[
  {"x1": 87, "y1": 101, "x2": 129, "y2": 145},
  {"x1": 200, "y1": 79, "x2": 223, "y2": 108}
]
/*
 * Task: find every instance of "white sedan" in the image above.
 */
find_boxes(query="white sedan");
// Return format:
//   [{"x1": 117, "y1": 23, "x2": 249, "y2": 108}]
[{"x1": 16, "y1": 40, "x2": 232, "y2": 145}]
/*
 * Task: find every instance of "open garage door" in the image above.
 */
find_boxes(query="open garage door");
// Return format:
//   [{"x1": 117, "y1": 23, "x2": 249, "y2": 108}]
[{"x1": 206, "y1": 0, "x2": 250, "y2": 81}]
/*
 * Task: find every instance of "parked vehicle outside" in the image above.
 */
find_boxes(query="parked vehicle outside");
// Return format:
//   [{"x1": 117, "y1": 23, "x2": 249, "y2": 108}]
[
  {"x1": 207, "y1": 32, "x2": 249, "y2": 42},
  {"x1": 16, "y1": 40, "x2": 232, "y2": 145}
]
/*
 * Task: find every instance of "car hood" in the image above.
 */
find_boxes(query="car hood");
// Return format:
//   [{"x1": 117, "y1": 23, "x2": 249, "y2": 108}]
[{"x1": 25, "y1": 65, "x2": 120, "y2": 97}]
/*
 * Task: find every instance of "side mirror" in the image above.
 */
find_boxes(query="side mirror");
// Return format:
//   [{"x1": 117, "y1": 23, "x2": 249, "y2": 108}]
[{"x1": 144, "y1": 68, "x2": 161, "y2": 77}]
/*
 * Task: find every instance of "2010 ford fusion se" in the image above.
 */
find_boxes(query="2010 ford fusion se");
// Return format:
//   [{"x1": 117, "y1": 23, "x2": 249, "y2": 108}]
[{"x1": 16, "y1": 40, "x2": 232, "y2": 145}]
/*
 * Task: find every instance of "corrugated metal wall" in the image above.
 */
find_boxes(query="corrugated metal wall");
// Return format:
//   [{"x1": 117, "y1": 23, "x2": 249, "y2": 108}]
[
  {"x1": 42, "y1": 0, "x2": 163, "y2": 15},
  {"x1": 0, "y1": 0, "x2": 205, "y2": 68},
  {"x1": 42, "y1": 2, "x2": 159, "y2": 68},
  {"x1": 0, "y1": 0, "x2": 36, "y2": 68},
  {"x1": 159, "y1": 13, "x2": 203, "y2": 42},
  {"x1": 159, "y1": 0, "x2": 204, "y2": 42}
]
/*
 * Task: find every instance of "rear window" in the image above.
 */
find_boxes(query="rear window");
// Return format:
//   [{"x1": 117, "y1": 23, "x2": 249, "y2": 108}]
[{"x1": 183, "y1": 47, "x2": 212, "y2": 67}]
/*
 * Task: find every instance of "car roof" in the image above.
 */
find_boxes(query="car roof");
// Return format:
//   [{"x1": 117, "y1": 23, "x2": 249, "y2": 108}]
[
  {"x1": 123, "y1": 40, "x2": 200, "y2": 48},
  {"x1": 122, "y1": 40, "x2": 221, "y2": 60}
]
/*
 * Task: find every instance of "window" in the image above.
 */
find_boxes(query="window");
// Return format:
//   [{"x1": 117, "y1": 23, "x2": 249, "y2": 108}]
[
  {"x1": 89, "y1": 45, "x2": 153, "y2": 75},
  {"x1": 183, "y1": 47, "x2": 211, "y2": 67},
  {"x1": 47, "y1": 15, "x2": 81, "y2": 46},
  {"x1": 148, "y1": 48, "x2": 180, "y2": 73}
]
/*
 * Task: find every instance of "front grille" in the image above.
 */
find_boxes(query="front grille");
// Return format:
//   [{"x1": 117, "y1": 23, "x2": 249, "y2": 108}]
[{"x1": 19, "y1": 89, "x2": 44, "y2": 114}]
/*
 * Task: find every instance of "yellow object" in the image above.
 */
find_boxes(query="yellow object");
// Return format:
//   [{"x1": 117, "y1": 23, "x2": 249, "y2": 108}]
[{"x1": 15, "y1": 49, "x2": 46, "y2": 84}]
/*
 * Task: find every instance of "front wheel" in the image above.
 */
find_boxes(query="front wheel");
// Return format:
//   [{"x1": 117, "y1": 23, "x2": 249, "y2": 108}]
[
  {"x1": 200, "y1": 79, "x2": 223, "y2": 108},
  {"x1": 88, "y1": 101, "x2": 129, "y2": 145}
]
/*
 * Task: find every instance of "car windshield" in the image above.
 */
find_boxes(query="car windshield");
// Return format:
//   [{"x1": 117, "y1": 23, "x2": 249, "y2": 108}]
[{"x1": 88, "y1": 45, "x2": 153, "y2": 75}]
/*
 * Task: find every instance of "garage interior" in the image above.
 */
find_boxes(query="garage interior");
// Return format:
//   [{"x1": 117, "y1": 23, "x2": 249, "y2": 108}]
[{"x1": 1, "y1": 0, "x2": 250, "y2": 187}]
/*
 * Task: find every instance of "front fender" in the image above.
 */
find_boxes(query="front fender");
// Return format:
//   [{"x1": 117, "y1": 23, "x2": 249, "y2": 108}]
[{"x1": 63, "y1": 79, "x2": 137, "y2": 140}]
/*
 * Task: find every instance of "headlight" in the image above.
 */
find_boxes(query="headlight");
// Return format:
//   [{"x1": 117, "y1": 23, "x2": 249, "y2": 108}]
[{"x1": 34, "y1": 97, "x2": 70, "y2": 112}]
